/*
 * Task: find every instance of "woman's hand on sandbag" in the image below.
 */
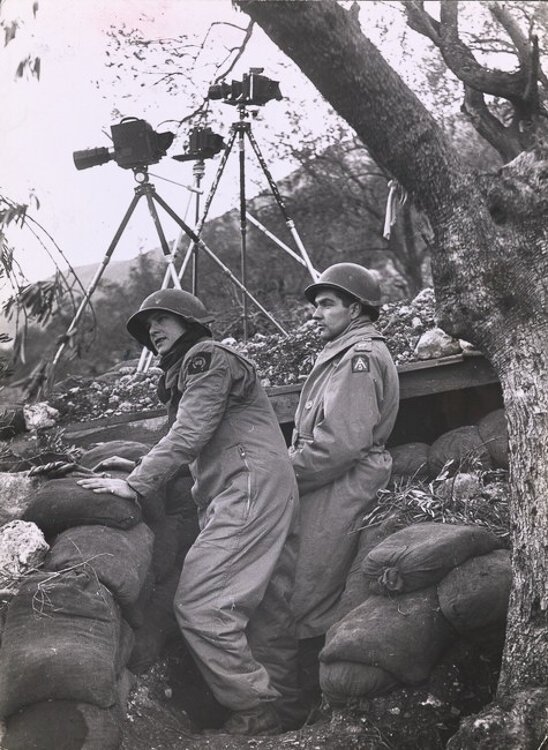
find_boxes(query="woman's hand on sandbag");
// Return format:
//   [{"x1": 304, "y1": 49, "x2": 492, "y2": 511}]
[
  {"x1": 77, "y1": 476, "x2": 138, "y2": 501},
  {"x1": 92, "y1": 456, "x2": 137, "y2": 473}
]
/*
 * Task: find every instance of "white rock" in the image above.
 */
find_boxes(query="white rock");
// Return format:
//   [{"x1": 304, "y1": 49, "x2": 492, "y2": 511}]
[
  {"x1": 0, "y1": 520, "x2": 49, "y2": 596},
  {"x1": 23, "y1": 402, "x2": 60, "y2": 431},
  {"x1": 0, "y1": 472, "x2": 40, "y2": 525},
  {"x1": 414, "y1": 327, "x2": 461, "y2": 360},
  {"x1": 459, "y1": 339, "x2": 479, "y2": 354}
]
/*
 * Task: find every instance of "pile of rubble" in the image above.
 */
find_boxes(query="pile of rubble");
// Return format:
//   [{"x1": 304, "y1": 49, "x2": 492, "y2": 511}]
[{"x1": 40, "y1": 288, "x2": 474, "y2": 425}]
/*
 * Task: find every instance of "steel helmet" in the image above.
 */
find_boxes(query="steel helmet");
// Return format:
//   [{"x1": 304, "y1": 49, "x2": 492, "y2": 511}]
[
  {"x1": 304, "y1": 262, "x2": 381, "y2": 308},
  {"x1": 127, "y1": 288, "x2": 215, "y2": 351}
]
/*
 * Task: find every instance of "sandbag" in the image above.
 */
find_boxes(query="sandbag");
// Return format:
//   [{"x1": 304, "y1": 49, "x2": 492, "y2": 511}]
[
  {"x1": 335, "y1": 515, "x2": 405, "y2": 620},
  {"x1": 319, "y1": 660, "x2": 400, "y2": 705},
  {"x1": 428, "y1": 426, "x2": 492, "y2": 477},
  {"x1": 3, "y1": 700, "x2": 122, "y2": 750},
  {"x1": 389, "y1": 442, "x2": 431, "y2": 481},
  {"x1": 121, "y1": 569, "x2": 154, "y2": 630},
  {"x1": 361, "y1": 522, "x2": 502, "y2": 594},
  {"x1": 0, "y1": 570, "x2": 122, "y2": 717},
  {"x1": 320, "y1": 586, "x2": 454, "y2": 685},
  {"x1": 148, "y1": 511, "x2": 198, "y2": 583},
  {"x1": 79, "y1": 440, "x2": 151, "y2": 469},
  {"x1": 23, "y1": 478, "x2": 141, "y2": 535},
  {"x1": 128, "y1": 568, "x2": 181, "y2": 674},
  {"x1": 478, "y1": 409, "x2": 509, "y2": 469},
  {"x1": 44, "y1": 522, "x2": 154, "y2": 608},
  {"x1": 437, "y1": 549, "x2": 511, "y2": 635},
  {"x1": 164, "y1": 471, "x2": 196, "y2": 517}
]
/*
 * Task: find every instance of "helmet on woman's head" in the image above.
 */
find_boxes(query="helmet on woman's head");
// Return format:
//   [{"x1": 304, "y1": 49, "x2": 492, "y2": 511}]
[{"x1": 127, "y1": 288, "x2": 214, "y2": 351}]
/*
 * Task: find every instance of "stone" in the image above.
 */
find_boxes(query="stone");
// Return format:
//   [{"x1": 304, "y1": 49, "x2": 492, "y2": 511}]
[
  {"x1": 0, "y1": 519, "x2": 49, "y2": 596},
  {"x1": 414, "y1": 327, "x2": 462, "y2": 361},
  {"x1": 23, "y1": 402, "x2": 60, "y2": 431},
  {"x1": 0, "y1": 472, "x2": 40, "y2": 525}
]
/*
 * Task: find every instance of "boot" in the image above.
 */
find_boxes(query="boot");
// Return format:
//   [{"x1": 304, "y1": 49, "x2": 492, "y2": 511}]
[{"x1": 203, "y1": 703, "x2": 282, "y2": 736}]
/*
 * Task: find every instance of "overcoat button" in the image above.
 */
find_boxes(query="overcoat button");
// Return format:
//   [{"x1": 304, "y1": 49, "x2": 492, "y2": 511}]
[{"x1": 305, "y1": 400, "x2": 313, "y2": 410}]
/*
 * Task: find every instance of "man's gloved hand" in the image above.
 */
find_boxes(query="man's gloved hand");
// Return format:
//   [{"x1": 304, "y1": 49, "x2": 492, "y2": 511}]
[{"x1": 92, "y1": 456, "x2": 137, "y2": 473}]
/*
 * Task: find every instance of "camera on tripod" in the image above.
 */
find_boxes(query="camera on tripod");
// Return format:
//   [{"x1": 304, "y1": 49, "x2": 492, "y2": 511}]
[
  {"x1": 208, "y1": 68, "x2": 282, "y2": 107},
  {"x1": 173, "y1": 126, "x2": 225, "y2": 162},
  {"x1": 73, "y1": 117, "x2": 175, "y2": 171}
]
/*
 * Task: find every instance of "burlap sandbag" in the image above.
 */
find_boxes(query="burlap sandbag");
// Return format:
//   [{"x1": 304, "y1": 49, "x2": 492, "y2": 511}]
[
  {"x1": 79, "y1": 440, "x2": 151, "y2": 469},
  {"x1": 478, "y1": 409, "x2": 509, "y2": 469},
  {"x1": 361, "y1": 522, "x2": 501, "y2": 594},
  {"x1": 3, "y1": 700, "x2": 122, "y2": 750},
  {"x1": 128, "y1": 568, "x2": 181, "y2": 674},
  {"x1": 437, "y1": 549, "x2": 511, "y2": 635},
  {"x1": 389, "y1": 442, "x2": 431, "y2": 481},
  {"x1": 44, "y1": 523, "x2": 154, "y2": 608},
  {"x1": 0, "y1": 571, "x2": 122, "y2": 717},
  {"x1": 121, "y1": 569, "x2": 154, "y2": 630},
  {"x1": 428, "y1": 425, "x2": 492, "y2": 477},
  {"x1": 319, "y1": 660, "x2": 400, "y2": 705},
  {"x1": 320, "y1": 586, "x2": 455, "y2": 685},
  {"x1": 148, "y1": 510, "x2": 198, "y2": 583},
  {"x1": 335, "y1": 515, "x2": 405, "y2": 620},
  {"x1": 23, "y1": 478, "x2": 141, "y2": 535}
]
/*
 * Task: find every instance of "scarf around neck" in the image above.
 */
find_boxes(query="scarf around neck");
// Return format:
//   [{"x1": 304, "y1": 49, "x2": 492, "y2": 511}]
[{"x1": 156, "y1": 327, "x2": 211, "y2": 405}]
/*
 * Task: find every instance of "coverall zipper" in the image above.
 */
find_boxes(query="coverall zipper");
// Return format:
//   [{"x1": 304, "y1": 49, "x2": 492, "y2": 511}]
[{"x1": 239, "y1": 445, "x2": 252, "y2": 516}]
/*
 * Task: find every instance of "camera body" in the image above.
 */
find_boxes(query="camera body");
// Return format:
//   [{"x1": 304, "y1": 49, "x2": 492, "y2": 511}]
[
  {"x1": 111, "y1": 118, "x2": 174, "y2": 169},
  {"x1": 208, "y1": 68, "x2": 282, "y2": 107},
  {"x1": 73, "y1": 117, "x2": 174, "y2": 171},
  {"x1": 173, "y1": 127, "x2": 225, "y2": 162}
]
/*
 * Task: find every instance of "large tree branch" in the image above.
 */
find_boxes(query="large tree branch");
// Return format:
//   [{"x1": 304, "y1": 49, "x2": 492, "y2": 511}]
[
  {"x1": 406, "y1": 1, "x2": 526, "y2": 100},
  {"x1": 237, "y1": 0, "x2": 459, "y2": 223},
  {"x1": 461, "y1": 86, "x2": 522, "y2": 161}
]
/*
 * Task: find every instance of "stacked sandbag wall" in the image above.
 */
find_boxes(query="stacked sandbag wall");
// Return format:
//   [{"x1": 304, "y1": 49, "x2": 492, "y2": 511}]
[
  {"x1": 0, "y1": 440, "x2": 199, "y2": 749},
  {"x1": 320, "y1": 522, "x2": 511, "y2": 706},
  {"x1": 389, "y1": 408, "x2": 509, "y2": 482}
]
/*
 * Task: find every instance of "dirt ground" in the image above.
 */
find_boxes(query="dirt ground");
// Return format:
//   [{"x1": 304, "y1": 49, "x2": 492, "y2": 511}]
[{"x1": 120, "y1": 637, "x2": 501, "y2": 750}]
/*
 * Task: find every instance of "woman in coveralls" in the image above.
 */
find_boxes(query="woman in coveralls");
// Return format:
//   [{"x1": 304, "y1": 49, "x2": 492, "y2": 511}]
[{"x1": 79, "y1": 288, "x2": 300, "y2": 736}]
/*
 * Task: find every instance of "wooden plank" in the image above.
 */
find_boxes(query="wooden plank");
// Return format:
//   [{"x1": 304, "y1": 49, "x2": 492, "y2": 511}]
[{"x1": 64, "y1": 353, "x2": 500, "y2": 444}]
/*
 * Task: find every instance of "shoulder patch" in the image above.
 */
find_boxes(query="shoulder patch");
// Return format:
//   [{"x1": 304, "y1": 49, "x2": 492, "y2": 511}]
[
  {"x1": 187, "y1": 351, "x2": 212, "y2": 375},
  {"x1": 352, "y1": 354, "x2": 370, "y2": 373}
]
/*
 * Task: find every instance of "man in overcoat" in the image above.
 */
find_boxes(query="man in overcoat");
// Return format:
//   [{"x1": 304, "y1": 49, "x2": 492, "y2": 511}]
[{"x1": 290, "y1": 263, "x2": 399, "y2": 642}]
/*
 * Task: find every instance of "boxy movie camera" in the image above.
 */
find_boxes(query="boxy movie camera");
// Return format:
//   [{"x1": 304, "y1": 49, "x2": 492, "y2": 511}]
[
  {"x1": 73, "y1": 117, "x2": 175, "y2": 171},
  {"x1": 208, "y1": 68, "x2": 282, "y2": 107},
  {"x1": 173, "y1": 126, "x2": 225, "y2": 162}
]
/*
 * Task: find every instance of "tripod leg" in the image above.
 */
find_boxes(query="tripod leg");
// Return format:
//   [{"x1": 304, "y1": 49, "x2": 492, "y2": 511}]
[
  {"x1": 50, "y1": 192, "x2": 142, "y2": 371},
  {"x1": 238, "y1": 125, "x2": 249, "y2": 341},
  {"x1": 177, "y1": 126, "x2": 237, "y2": 285},
  {"x1": 246, "y1": 212, "x2": 317, "y2": 270},
  {"x1": 144, "y1": 192, "x2": 181, "y2": 289},
  {"x1": 246, "y1": 128, "x2": 319, "y2": 281},
  {"x1": 151, "y1": 192, "x2": 289, "y2": 337}
]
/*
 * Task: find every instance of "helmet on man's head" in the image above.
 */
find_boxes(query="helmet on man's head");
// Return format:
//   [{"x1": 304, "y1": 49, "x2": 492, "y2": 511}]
[
  {"x1": 127, "y1": 288, "x2": 215, "y2": 352},
  {"x1": 305, "y1": 262, "x2": 381, "y2": 310}
]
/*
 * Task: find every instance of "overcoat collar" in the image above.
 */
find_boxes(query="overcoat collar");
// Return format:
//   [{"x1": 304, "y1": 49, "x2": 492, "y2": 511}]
[{"x1": 314, "y1": 319, "x2": 384, "y2": 368}]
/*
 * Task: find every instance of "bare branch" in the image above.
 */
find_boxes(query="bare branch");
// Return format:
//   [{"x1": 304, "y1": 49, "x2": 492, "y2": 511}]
[
  {"x1": 488, "y1": 1, "x2": 531, "y2": 65},
  {"x1": 437, "y1": 2, "x2": 526, "y2": 100},
  {"x1": 461, "y1": 85, "x2": 521, "y2": 160},
  {"x1": 213, "y1": 19, "x2": 255, "y2": 83}
]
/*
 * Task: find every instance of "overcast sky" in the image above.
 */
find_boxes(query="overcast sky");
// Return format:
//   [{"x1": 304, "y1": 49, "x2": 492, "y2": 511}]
[{"x1": 2, "y1": 1, "x2": 306, "y2": 289}]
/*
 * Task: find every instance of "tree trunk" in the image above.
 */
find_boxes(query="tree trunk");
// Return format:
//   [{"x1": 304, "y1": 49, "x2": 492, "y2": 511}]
[{"x1": 239, "y1": 0, "x2": 548, "y2": 698}]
